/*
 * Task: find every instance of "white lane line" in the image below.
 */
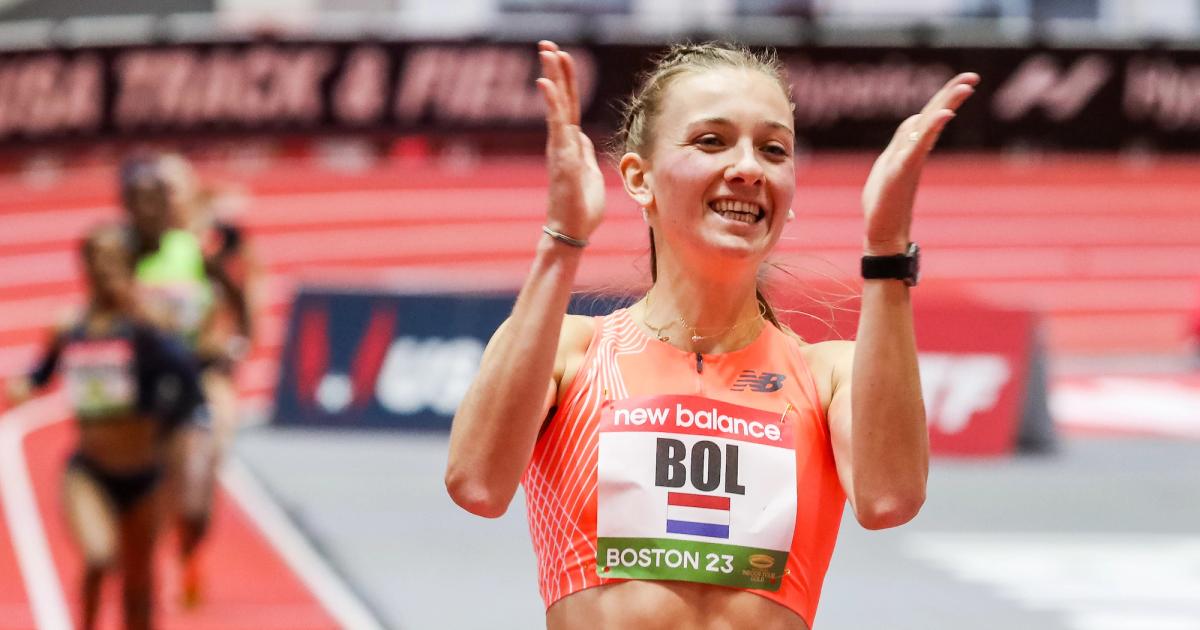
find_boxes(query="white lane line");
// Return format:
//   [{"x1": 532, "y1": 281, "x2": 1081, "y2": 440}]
[
  {"x1": 1051, "y1": 377, "x2": 1200, "y2": 439},
  {"x1": 219, "y1": 457, "x2": 385, "y2": 630},
  {"x1": 0, "y1": 394, "x2": 72, "y2": 630},
  {"x1": 907, "y1": 532, "x2": 1200, "y2": 630}
]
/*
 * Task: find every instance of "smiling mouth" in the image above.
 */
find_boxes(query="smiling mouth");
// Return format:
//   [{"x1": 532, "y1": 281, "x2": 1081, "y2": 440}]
[{"x1": 709, "y1": 199, "x2": 765, "y2": 224}]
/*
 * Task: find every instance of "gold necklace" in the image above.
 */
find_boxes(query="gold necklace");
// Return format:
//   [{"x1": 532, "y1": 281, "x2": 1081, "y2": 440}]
[{"x1": 642, "y1": 292, "x2": 765, "y2": 344}]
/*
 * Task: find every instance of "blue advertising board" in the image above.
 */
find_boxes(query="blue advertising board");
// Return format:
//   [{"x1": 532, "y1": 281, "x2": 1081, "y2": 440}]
[{"x1": 273, "y1": 288, "x2": 514, "y2": 430}]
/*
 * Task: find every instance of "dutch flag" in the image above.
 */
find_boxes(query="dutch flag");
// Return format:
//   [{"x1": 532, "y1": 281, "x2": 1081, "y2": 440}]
[{"x1": 665, "y1": 492, "x2": 730, "y2": 539}]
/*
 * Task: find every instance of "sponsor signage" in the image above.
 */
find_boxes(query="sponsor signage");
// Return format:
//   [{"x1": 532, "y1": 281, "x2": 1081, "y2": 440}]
[
  {"x1": 2, "y1": 40, "x2": 1199, "y2": 150},
  {"x1": 274, "y1": 287, "x2": 1036, "y2": 455},
  {"x1": 774, "y1": 286, "x2": 1036, "y2": 456},
  {"x1": 273, "y1": 288, "x2": 512, "y2": 429}
]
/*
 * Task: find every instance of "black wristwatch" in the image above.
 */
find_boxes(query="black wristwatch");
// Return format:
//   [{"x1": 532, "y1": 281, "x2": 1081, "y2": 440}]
[{"x1": 861, "y1": 242, "x2": 920, "y2": 287}]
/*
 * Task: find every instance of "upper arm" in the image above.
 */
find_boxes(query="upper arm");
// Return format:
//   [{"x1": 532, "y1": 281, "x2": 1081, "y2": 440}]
[
  {"x1": 545, "y1": 314, "x2": 594, "y2": 418},
  {"x1": 29, "y1": 317, "x2": 74, "y2": 388},
  {"x1": 475, "y1": 312, "x2": 593, "y2": 423},
  {"x1": 805, "y1": 340, "x2": 857, "y2": 504}
]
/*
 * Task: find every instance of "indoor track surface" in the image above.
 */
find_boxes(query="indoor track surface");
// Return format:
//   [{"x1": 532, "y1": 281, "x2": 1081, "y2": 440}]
[{"x1": 1, "y1": 154, "x2": 1198, "y2": 628}]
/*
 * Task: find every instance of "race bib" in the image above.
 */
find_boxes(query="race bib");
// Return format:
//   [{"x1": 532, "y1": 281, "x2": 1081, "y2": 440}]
[
  {"x1": 62, "y1": 340, "x2": 135, "y2": 418},
  {"x1": 596, "y1": 395, "x2": 796, "y2": 590}
]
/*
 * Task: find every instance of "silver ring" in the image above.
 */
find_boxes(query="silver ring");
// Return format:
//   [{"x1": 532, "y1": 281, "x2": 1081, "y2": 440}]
[{"x1": 907, "y1": 131, "x2": 921, "y2": 143}]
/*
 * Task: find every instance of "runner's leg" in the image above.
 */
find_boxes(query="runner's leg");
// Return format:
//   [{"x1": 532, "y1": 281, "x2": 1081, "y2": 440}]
[
  {"x1": 118, "y1": 484, "x2": 162, "y2": 630},
  {"x1": 62, "y1": 462, "x2": 118, "y2": 630}
]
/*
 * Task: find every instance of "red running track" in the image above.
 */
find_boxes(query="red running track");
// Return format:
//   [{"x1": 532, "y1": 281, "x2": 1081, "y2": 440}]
[
  {"x1": 0, "y1": 396, "x2": 371, "y2": 630},
  {"x1": 43, "y1": 425, "x2": 338, "y2": 629}
]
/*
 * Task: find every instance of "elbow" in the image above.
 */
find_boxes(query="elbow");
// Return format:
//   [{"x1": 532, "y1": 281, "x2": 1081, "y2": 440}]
[
  {"x1": 444, "y1": 467, "x2": 510, "y2": 519},
  {"x1": 854, "y1": 490, "x2": 925, "y2": 531}
]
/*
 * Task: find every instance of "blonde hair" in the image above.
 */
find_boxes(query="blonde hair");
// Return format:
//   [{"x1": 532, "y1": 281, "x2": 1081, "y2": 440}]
[{"x1": 613, "y1": 41, "x2": 790, "y2": 157}]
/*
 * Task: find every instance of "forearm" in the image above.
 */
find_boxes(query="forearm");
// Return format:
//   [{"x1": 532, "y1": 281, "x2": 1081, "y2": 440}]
[
  {"x1": 850, "y1": 280, "x2": 928, "y2": 515},
  {"x1": 446, "y1": 236, "x2": 583, "y2": 516},
  {"x1": 207, "y1": 263, "x2": 253, "y2": 338}
]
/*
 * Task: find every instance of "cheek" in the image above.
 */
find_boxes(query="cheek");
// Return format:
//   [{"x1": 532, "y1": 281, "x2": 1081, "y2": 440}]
[
  {"x1": 775, "y1": 180, "x2": 796, "y2": 210},
  {"x1": 653, "y1": 153, "x2": 718, "y2": 203},
  {"x1": 768, "y1": 166, "x2": 796, "y2": 209}
]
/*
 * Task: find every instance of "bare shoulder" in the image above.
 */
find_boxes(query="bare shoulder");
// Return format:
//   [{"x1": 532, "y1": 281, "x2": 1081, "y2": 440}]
[
  {"x1": 798, "y1": 339, "x2": 854, "y2": 370},
  {"x1": 560, "y1": 313, "x2": 595, "y2": 351},
  {"x1": 557, "y1": 313, "x2": 596, "y2": 370},
  {"x1": 52, "y1": 307, "x2": 82, "y2": 335},
  {"x1": 795, "y1": 338, "x2": 855, "y2": 407}
]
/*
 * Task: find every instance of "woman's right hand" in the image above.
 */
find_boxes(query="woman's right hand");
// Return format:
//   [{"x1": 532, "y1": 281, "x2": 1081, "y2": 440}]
[{"x1": 536, "y1": 41, "x2": 605, "y2": 243}]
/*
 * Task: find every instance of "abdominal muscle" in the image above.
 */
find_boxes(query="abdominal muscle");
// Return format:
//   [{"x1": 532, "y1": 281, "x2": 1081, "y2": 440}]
[{"x1": 546, "y1": 581, "x2": 810, "y2": 630}]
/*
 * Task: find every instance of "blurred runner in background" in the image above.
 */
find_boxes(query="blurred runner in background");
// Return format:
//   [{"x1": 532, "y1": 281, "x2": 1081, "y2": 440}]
[
  {"x1": 156, "y1": 154, "x2": 258, "y2": 455},
  {"x1": 5, "y1": 225, "x2": 205, "y2": 630},
  {"x1": 121, "y1": 152, "x2": 254, "y2": 608}
]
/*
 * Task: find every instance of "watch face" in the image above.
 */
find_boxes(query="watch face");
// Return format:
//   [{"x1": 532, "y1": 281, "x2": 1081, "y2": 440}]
[
  {"x1": 861, "y1": 242, "x2": 920, "y2": 285},
  {"x1": 907, "y1": 243, "x2": 920, "y2": 287}
]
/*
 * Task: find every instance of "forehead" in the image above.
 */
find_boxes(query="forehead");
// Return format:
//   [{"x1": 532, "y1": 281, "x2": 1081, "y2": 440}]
[
  {"x1": 656, "y1": 67, "x2": 793, "y2": 131},
  {"x1": 157, "y1": 158, "x2": 194, "y2": 188},
  {"x1": 124, "y1": 176, "x2": 168, "y2": 197}
]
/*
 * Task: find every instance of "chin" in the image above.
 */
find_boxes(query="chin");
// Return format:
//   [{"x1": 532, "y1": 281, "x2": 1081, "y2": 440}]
[{"x1": 701, "y1": 233, "x2": 772, "y2": 264}]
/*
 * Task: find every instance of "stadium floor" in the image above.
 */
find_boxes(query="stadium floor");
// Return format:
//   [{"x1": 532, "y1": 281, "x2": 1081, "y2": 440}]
[{"x1": 233, "y1": 421, "x2": 1200, "y2": 630}]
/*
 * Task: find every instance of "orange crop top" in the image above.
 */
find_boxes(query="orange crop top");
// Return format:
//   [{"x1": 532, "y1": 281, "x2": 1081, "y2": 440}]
[{"x1": 523, "y1": 308, "x2": 847, "y2": 627}]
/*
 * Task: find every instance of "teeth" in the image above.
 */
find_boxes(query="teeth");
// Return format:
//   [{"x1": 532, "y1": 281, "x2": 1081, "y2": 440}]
[
  {"x1": 719, "y1": 211, "x2": 756, "y2": 223},
  {"x1": 710, "y1": 199, "x2": 764, "y2": 221}
]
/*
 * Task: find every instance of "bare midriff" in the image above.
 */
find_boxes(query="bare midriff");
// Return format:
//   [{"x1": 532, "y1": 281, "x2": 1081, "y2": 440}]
[
  {"x1": 77, "y1": 417, "x2": 161, "y2": 472},
  {"x1": 546, "y1": 581, "x2": 810, "y2": 630}
]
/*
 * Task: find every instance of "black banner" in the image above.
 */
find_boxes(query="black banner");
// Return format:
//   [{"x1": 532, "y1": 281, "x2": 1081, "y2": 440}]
[{"x1": 1, "y1": 40, "x2": 1198, "y2": 150}]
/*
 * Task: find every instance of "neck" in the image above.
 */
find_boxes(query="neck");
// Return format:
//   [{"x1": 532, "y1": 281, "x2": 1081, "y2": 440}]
[
  {"x1": 84, "y1": 304, "x2": 120, "y2": 334},
  {"x1": 638, "y1": 257, "x2": 764, "y2": 354},
  {"x1": 90, "y1": 290, "x2": 131, "y2": 317}
]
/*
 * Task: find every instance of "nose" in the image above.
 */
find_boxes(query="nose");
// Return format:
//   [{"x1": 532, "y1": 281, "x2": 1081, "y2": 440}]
[{"x1": 724, "y1": 140, "x2": 764, "y2": 187}]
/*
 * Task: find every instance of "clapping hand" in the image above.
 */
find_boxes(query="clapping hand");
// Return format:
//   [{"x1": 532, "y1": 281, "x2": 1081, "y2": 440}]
[
  {"x1": 861, "y1": 72, "x2": 980, "y2": 255},
  {"x1": 536, "y1": 41, "x2": 605, "y2": 245}
]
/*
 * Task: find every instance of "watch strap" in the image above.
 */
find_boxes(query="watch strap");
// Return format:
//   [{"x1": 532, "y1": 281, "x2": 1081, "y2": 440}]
[{"x1": 861, "y1": 242, "x2": 920, "y2": 286}]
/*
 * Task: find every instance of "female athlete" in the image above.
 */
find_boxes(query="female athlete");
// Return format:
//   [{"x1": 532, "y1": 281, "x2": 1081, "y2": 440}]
[
  {"x1": 7, "y1": 225, "x2": 205, "y2": 630},
  {"x1": 447, "y1": 40, "x2": 978, "y2": 629}
]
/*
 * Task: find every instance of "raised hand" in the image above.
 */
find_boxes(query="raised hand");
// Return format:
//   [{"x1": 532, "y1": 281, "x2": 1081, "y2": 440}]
[
  {"x1": 536, "y1": 40, "x2": 605, "y2": 244},
  {"x1": 860, "y1": 72, "x2": 980, "y2": 255}
]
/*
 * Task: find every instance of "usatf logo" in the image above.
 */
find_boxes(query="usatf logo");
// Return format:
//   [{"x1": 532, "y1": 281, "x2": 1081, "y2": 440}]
[
  {"x1": 731, "y1": 370, "x2": 785, "y2": 393},
  {"x1": 288, "y1": 299, "x2": 488, "y2": 418},
  {"x1": 294, "y1": 304, "x2": 396, "y2": 414}
]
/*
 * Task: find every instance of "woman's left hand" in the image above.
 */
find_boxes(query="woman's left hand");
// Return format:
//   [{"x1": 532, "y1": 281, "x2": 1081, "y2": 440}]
[{"x1": 860, "y1": 72, "x2": 980, "y2": 255}]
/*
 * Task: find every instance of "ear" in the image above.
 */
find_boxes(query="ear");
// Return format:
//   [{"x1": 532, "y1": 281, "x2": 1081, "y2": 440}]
[{"x1": 619, "y1": 152, "x2": 655, "y2": 211}]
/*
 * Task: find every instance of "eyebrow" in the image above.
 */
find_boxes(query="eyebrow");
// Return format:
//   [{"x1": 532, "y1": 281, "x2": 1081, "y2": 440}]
[{"x1": 688, "y1": 116, "x2": 795, "y2": 135}]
